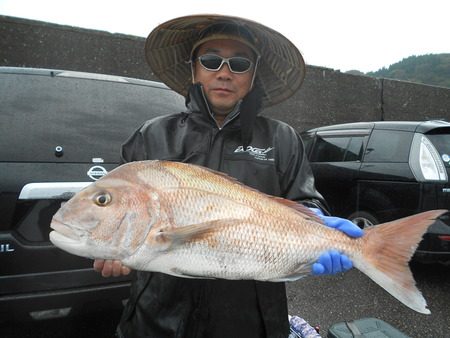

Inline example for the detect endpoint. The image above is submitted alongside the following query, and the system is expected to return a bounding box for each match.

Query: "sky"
[1,0,449,73]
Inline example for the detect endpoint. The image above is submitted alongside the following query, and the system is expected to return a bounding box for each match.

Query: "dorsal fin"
[200,165,325,224]
[164,161,325,225]
[201,164,325,225]
[268,196,325,225]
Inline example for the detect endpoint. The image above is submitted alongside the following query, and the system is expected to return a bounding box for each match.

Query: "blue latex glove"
[309,208,364,237]
[309,207,364,275]
[312,250,353,275]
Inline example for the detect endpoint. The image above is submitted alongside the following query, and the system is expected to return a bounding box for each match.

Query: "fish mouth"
[49,219,90,258]
[49,229,95,260]
[49,220,114,261]
[49,230,80,246]
[50,219,82,241]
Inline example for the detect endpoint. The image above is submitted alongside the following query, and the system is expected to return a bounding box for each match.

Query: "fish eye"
[94,192,112,206]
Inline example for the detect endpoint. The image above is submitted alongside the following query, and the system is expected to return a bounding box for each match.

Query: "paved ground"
[287,261,450,337]
[1,262,448,337]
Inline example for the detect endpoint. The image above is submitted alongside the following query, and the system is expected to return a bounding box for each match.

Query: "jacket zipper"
[198,87,242,164]
[199,87,241,130]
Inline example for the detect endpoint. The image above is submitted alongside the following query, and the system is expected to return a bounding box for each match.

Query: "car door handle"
[18,182,92,200]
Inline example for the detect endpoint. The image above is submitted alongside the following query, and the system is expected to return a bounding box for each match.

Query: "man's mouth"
[213,86,233,93]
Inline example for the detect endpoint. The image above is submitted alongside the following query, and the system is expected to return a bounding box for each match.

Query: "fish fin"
[164,161,325,224]
[266,262,312,282]
[356,209,448,314]
[270,200,324,224]
[155,219,238,247]
[169,268,216,279]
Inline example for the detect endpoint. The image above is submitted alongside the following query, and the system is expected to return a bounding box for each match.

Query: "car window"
[0,72,184,163]
[345,137,365,161]
[427,132,450,168]
[364,130,412,163]
[310,135,365,162]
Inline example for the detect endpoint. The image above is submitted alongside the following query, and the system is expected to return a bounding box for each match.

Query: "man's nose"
[216,62,233,77]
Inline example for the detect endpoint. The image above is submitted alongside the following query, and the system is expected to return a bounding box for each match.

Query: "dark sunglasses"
[197,54,254,74]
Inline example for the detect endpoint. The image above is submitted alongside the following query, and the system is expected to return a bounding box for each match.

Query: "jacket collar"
[185,83,262,147]
[185,83,242,129]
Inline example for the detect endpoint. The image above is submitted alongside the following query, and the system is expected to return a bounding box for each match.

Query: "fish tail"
[354,209,447,314]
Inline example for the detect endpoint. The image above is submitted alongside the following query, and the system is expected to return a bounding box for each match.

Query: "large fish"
[50,160,446,314]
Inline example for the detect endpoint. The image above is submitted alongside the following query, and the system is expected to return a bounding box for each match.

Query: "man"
[95,14,363,338]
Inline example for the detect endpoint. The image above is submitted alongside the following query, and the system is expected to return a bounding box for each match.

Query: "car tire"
[348,211,379,229]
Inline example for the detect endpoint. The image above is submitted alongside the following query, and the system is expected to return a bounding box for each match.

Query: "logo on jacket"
[234,146,274,161]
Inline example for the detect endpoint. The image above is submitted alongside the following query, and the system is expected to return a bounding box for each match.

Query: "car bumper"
[0,275,132,323]
[415,217,450,263]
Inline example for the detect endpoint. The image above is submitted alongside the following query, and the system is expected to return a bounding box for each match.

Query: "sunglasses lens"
[229,58,252,73]
[198,54,252,73]
[199,55,223,71]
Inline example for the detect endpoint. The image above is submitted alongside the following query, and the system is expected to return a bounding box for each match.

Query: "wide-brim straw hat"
[145,14,305,108]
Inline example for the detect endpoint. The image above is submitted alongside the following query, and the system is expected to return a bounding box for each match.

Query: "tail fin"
[355,209,447,314]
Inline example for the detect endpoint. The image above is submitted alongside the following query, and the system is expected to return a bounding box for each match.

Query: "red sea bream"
[50,160,447,314]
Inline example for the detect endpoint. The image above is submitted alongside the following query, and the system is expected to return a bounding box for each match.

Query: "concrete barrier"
[1,15,449,132]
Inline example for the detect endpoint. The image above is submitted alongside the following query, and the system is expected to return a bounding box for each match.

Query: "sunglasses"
[197,54,254,74]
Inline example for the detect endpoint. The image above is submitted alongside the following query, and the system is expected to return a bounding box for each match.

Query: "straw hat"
[145,14,305,108]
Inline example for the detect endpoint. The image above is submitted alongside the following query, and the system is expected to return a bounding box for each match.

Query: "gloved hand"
[309,208,364,237]
[309,207,364,275]
[312,250,353,275]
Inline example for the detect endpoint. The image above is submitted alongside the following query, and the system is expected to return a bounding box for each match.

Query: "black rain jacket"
[116,85,327,338]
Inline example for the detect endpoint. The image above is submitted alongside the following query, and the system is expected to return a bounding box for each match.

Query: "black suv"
[301,121,450,263]
[0,67,185,322]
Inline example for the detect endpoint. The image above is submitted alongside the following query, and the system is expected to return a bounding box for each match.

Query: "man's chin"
[209,101,237,116]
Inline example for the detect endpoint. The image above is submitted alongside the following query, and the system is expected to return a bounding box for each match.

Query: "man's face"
[193,39,256,117]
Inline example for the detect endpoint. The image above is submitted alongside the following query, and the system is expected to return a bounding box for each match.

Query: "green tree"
[366,54,450,88]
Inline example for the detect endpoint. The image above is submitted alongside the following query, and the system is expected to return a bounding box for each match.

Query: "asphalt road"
[1,262,449,337]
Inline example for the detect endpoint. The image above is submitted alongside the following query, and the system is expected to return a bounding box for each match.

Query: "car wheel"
[348,211,379,229]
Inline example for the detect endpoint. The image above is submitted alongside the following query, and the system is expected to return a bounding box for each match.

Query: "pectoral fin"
[155,219,239,248]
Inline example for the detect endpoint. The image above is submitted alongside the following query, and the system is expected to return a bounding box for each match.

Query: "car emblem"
[87,166,108,181]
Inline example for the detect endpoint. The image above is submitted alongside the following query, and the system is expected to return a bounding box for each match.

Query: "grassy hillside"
[364,53,450,88]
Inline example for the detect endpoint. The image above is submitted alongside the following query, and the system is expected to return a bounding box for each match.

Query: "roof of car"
[305,120,450,134]
[0,66,169,89]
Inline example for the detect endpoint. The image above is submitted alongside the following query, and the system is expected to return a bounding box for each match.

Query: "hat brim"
[145,14,305,108]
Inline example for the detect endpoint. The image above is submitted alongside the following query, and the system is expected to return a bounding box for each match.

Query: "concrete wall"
[0,15,151,80]
[1,15,449,132]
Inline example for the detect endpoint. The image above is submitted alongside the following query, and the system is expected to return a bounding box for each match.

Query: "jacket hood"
[185,83,263,148]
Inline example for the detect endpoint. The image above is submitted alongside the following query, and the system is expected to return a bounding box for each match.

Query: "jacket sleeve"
[120,122,151,164]
[276,123,330,214]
